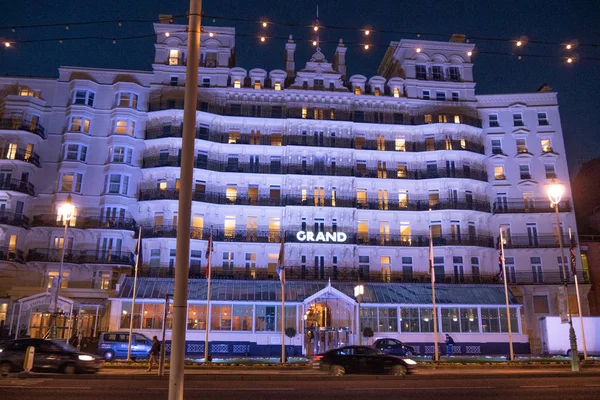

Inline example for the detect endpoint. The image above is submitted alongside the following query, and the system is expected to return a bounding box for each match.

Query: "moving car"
[373,338,416,356]
[0,338,101,375]
[312,345,417,376]
[97,332,152,361]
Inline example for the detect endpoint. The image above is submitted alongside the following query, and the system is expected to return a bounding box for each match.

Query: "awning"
[116,278,519,305]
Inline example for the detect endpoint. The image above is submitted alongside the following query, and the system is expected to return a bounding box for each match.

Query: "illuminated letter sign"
[295,231,347,243]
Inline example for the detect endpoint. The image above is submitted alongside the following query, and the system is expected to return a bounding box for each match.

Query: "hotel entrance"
[8,293,74,340]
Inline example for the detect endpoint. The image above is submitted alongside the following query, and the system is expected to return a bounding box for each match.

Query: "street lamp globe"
[547,180,565,206]
[58,195,75,222]
[354,284,364,297]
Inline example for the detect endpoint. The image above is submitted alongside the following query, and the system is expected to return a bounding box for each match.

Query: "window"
[452,91,459,101]
[211,305,232,331]
[400,308,419,332]
[149,249,160,268]
[274,81,281,90]
[519,164,531,179]
[471,257,480,282]
[271,133,282,146]
[489,114,499,127]
[104,174,129,195]
[432,66,444,80]
[533,295,549,314]
[378,308,398,332]
[424,114,432,123]
[531,256,543,283]
[170,76,178,86]
[401,256,413,279]
[255,305,276,331]
[116,92,138,108]
[224,217,236,239]
[516,139,528,153]
[513,113,524,126]
[64,144,87,162]
[109,146,133,164]
[93,271,112,290]
[359,255,369,278]
[73,90,95,107]
[222,252,234,271]
[354,86,362,95]
[436,91,446,101]
[60,172,83,193]
[47,271,69,289]
[491,139,503,155]
[422,90,430,100]
[232,305,253,331]
[393,87,400,98]
[505,257,516,283]
[380,255,391,281]
[448,66,460,81]
[169,49,180,65]
[113,119,135,136]
[68,117,90,133]
[441,308,460,332]
[541,139,553,153]
[254,80,261,89]
[537,112,549,126]
[544,164,556,179]
[202,78,211,88]
[187,304,207,330]
[234,78,241,89]
[494,166,505,180]
[395,137,406,151]
[396,164,407,178]
[356,189,367,207]
[416,64,427,80]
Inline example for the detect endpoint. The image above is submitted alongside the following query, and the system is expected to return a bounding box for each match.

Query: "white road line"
[520,385,559,388]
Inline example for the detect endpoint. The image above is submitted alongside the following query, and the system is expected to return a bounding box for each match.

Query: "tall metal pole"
[569,227,588,360]
[159,294,171,376]
[128,226,142,361]
[357,295,361,345]
[430,225,439,362]
[51,220,68,340]
[169,2,201,398]
[555,205,579,371]
[499,228,514,361]
[204,232,212,363]
[281,282,285,363]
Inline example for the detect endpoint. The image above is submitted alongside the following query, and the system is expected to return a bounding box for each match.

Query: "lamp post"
[50,194,75,340]
[354,284,364,345]
[547,180,579,372]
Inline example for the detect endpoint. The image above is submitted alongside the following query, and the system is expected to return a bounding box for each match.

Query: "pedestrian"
[147,336,160,372]
[445,334,455,357]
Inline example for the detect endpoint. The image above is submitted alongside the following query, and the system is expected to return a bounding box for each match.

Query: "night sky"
[2,0,599,177]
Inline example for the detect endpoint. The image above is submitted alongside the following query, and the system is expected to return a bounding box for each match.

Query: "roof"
[116,278,519,306]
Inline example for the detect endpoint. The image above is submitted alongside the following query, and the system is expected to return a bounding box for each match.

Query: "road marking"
[520,385,559,389]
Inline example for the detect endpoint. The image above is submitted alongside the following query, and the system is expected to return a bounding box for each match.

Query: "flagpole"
[127,225,142,361]
[569,227,588,360]
[429,224,439,362]
[278,235,286,364]
[499,228,514,361]
[204,228,212,363]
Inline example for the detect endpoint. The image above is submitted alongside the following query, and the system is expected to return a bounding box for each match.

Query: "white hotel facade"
[0,17,589,357]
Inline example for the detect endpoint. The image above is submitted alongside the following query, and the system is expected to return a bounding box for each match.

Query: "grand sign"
[296,231,347,243]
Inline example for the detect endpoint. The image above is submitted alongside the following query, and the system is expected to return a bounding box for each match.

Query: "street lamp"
[547,180,579,372]
[50,194,75,340]
[354,284,364,345]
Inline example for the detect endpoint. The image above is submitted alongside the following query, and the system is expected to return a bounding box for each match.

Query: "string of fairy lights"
[2,12,600,64]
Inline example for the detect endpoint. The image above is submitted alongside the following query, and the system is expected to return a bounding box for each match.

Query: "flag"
[569,234,577,276]
[428,226,434,275]
[276,238,285,285]
[496,236,504,280]
[134,226,142,267]
[205,228,213,279]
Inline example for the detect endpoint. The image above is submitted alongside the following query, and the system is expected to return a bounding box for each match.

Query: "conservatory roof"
[115,278,519,306]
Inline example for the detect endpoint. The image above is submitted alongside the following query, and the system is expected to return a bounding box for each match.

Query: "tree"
[285,327,297,357]
[362,327,374,345]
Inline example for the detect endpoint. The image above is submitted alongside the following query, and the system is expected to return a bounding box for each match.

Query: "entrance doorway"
[304,298,354,356]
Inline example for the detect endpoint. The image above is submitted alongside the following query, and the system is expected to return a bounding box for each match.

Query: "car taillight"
[313,355,323,361]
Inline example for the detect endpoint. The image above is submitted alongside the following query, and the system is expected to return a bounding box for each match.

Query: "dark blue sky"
[3,0,599,176]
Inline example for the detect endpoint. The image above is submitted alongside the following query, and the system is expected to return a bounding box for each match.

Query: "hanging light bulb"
[312,40,317,46]
[4,42,11,48]
[364,30,370,36]
[260,36,266,42]
[364,44,369,50]
[313,26,319,32]
[516,40,522,47]
[567,57,573,63]
[566,44,572,50]
[262,21,267,28]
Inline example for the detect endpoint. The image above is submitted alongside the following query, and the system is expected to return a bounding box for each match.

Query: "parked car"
[0,338,101,375]
[312,345,417,376]
[97,332,152,361]
[373,338,416,356]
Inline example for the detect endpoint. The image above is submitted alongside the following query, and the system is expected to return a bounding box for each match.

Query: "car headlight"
[78,355,95,361]
[402,358,417,365]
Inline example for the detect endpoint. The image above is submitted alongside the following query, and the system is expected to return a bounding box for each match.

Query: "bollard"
[23,346,35,373]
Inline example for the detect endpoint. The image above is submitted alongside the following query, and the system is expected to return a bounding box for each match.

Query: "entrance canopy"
[15,292,73,313]
[116,278,519,305]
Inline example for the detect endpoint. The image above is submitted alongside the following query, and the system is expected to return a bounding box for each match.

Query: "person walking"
[147,336,160,372]
[445,334,455,357]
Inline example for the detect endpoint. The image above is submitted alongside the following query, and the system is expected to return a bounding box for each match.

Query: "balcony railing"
[0,247,25,263]
[356,167,488,182]
[0,212,30,228]
[0,118,46,139]
[137,225,281,243]
[503,235,572,249]
[492,199,571,214]
[0,148,41,167]
[353,234,495,248]
[27,248,134,265]
[359,198,490,212]
[131,268,589,285]
[31,215,136,230]
[0,178,35,196]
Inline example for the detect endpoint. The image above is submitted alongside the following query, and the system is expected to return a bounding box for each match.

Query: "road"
[1,374,600,399]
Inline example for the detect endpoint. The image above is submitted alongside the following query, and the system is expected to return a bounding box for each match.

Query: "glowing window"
[393,88,400,98]
[234,79,241,89]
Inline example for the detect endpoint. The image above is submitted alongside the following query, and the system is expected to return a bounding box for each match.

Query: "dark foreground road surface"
[1,374,600,400]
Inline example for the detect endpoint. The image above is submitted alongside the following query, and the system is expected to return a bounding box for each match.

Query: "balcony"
[0,178,35,196]
[31,215,136,231]
[356,167,488,182]
[284,195,356,208]
[137,225,281,243]
[0,212,30,228]
[27,248,134,265]
[0,247,25,263]
[492,199,571,214]
[355,234,494,248]
[502,235,572,249]
[0,118,46,139]
[0,147,41,167]
[358,138,484,155]
[359,198,490,212]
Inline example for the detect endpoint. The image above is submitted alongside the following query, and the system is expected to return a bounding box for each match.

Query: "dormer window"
[274,82,281,90]
[393,88,400,98]
[302,107,307,119]
[234,79,241,89]
[19,88,34,97]
[416,65,427,80]
[116,92,138,109]
[169,49,180,66]
[448,67,461,81]
[374,87,381,96]
[432,66,444,81]
[354,86,362,95]
[254,81,261,89]
[314,79,324,89]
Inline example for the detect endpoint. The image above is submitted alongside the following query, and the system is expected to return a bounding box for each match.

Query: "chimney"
[159,14,174,24]
[333,39,347,80]
[449,34,466,43]
[284,35,296,78]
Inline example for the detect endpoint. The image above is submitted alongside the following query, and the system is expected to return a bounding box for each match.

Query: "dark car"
[312,345,417,376]
[373,338,416,356]
[0,338,102,375]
